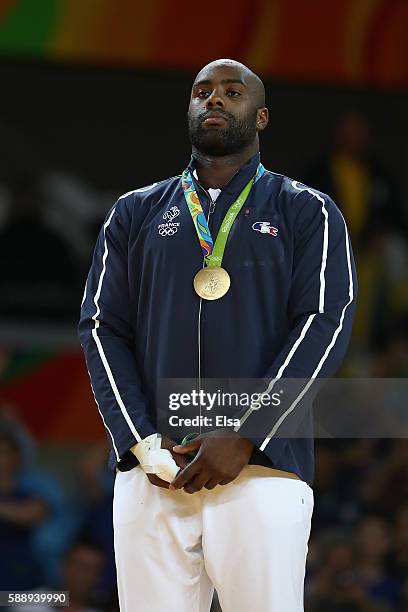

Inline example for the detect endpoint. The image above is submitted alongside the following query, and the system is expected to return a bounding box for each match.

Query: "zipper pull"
[209,200,216,214]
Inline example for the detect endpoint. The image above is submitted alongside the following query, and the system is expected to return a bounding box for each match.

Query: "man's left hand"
[169,430,254,494]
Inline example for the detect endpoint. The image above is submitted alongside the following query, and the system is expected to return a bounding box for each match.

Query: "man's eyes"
[196,89,242,98]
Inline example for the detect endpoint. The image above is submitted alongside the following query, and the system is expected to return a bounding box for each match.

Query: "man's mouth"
[201,112,229,126]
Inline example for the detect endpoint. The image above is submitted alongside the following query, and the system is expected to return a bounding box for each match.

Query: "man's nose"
[206,90,224,109]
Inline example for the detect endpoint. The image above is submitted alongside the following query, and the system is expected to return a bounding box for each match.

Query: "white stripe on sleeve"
[260,216,354,450]
[91,207,142,445]
[234,182,329,433]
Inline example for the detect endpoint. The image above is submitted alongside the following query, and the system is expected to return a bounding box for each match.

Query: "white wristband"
[131,434,180,483]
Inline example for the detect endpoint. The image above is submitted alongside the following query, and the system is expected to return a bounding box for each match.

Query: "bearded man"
[79,59,356,612]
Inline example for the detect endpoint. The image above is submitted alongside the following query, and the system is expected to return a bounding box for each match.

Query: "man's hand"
[169,430,254,494]
[145,436,190,489]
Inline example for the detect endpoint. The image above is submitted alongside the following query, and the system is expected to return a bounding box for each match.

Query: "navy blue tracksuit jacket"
[78,153,357,485]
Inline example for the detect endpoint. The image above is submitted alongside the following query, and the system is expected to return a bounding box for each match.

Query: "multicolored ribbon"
[181,163,264,266]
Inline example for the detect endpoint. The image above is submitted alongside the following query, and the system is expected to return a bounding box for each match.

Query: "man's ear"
[256,107,269,132]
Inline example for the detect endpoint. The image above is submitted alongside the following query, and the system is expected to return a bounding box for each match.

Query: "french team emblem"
[252,221,278,236]
[162,206,180,222]
[158,206,181,236]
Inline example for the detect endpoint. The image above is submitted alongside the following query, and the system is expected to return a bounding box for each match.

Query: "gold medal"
[193,267,231,300]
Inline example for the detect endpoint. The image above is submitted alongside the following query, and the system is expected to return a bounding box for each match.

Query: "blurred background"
[0,0,407,610]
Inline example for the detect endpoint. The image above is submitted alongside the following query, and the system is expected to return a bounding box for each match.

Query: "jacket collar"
[187,152,261,204]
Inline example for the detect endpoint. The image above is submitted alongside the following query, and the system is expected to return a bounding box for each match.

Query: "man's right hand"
[146,436,189,489]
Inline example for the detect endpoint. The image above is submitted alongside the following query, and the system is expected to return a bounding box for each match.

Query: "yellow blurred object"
[331,153,370,241]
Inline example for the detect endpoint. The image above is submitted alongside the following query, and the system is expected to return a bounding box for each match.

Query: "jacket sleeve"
[236,183,357,458]
[78,197,156,464]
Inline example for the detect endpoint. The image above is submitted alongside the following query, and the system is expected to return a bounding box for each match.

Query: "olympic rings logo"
[158,226,178,236]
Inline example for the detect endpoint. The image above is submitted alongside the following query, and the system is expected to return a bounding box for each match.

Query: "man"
[12,540,106,612]
[79,59,357,612]
[0,430,47,590]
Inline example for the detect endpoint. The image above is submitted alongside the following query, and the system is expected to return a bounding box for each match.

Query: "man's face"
[188,65,260,157]
[63,546,103,597]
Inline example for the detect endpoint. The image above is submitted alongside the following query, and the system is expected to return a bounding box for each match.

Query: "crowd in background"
[0,110,407,611]
[0,408,116,611]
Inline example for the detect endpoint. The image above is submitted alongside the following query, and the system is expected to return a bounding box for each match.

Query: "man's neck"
[192,142,259,189]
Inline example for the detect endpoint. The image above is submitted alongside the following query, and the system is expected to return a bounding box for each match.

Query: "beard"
[188,108,258,157]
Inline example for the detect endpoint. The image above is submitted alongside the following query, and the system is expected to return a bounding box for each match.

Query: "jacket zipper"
[197,192,216,433]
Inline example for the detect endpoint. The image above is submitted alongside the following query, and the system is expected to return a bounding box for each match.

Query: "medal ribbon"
[181,163,264,268]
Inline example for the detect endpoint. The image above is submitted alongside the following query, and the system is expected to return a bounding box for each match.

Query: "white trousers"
[113,464,313,612]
